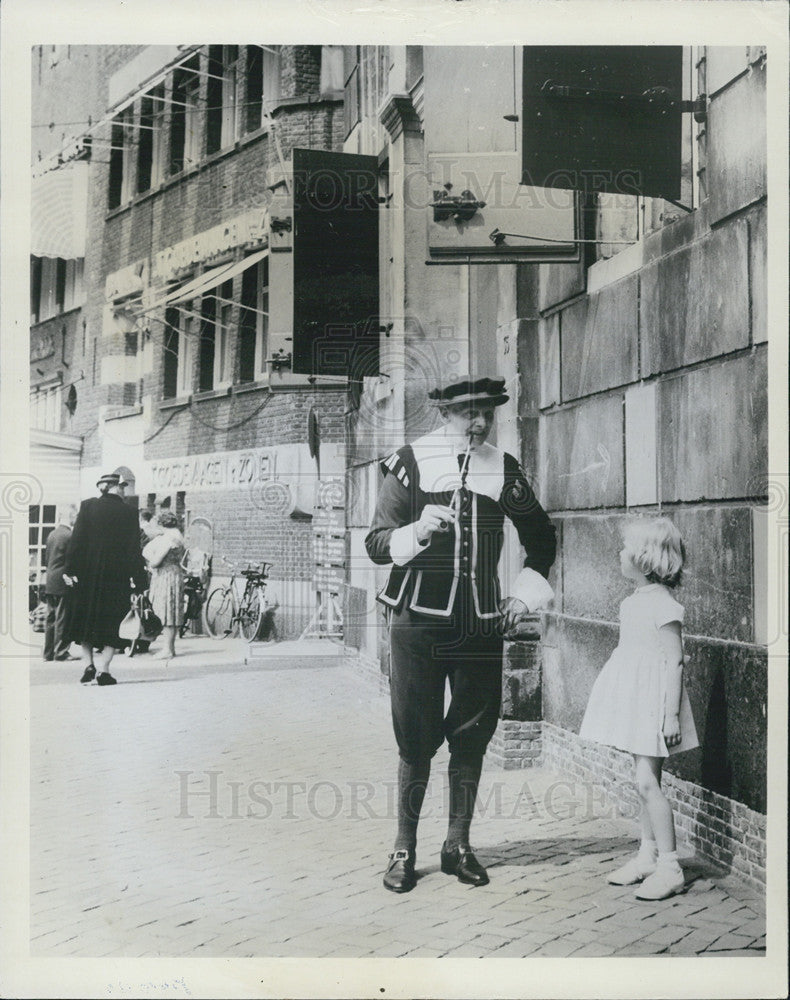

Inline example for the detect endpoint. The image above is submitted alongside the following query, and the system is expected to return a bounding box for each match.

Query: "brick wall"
[540,722,766,890]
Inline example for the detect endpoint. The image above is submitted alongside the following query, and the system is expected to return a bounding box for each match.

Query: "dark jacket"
[44,524,71,597]
[366,430,556,619]
[65,493,147,648]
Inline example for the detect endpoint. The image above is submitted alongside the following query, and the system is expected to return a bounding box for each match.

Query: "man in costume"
[64,473,147,686]
[366,376,556,892]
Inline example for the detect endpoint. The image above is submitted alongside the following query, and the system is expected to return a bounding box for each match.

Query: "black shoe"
[383,849,416,893]
[96,672,117,686]
[79,664,96,684]
[440,844,489,886]
[55,653,77,661]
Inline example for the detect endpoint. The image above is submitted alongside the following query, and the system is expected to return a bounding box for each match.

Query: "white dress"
[579,584,699,758]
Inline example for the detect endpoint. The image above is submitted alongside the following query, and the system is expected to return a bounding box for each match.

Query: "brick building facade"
[30,44,350,636]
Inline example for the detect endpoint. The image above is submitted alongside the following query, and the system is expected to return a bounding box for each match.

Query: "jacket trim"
[408,510,461,616]
[470,492,501,620]
[377,567,411,608]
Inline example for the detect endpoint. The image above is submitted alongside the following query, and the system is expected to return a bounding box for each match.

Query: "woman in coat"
[64,473,147,686]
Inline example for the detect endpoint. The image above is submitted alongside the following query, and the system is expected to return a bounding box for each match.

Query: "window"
[244,45,281,133]
[239,255,268,381]
[30,381,63,432]
[137,86,165,193]
[197,279,233,391]
[163,305,195,398]
[207,45,239,154]
[170,59,201,174]
[108,110,133,208]
[29,504,57,594]
[30,257,84,323]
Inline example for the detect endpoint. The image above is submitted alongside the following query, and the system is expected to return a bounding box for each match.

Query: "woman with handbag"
[143,511,186,660]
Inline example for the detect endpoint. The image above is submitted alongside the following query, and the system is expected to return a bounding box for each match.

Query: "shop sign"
[105,259,148,300]
[314,536,345,564]
[313,566,346,592]
[153,208,270,282]
[30,330,55,362]
[312,508,345,535]
[150,447,275,492]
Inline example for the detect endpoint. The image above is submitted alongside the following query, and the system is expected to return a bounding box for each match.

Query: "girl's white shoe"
[607,854,657,885]
[634,863,685,900]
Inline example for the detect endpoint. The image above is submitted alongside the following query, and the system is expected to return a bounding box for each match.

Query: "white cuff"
[389,523,429,566]
[509,568,554,611]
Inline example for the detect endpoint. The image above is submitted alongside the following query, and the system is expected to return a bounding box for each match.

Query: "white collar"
[410,428,503,498]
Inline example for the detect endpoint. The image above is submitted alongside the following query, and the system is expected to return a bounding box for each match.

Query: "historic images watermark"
[174,770,639,823]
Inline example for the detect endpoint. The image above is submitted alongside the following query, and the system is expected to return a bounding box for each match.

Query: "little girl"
[580,517,698,901]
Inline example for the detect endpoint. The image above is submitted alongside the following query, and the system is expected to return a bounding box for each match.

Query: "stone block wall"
[520,47,769,884]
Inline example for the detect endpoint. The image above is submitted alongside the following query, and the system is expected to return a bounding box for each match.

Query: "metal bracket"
[541,80,708,123]
[270,215,292,234]
[266,349,292,372]
[430,183,486,223]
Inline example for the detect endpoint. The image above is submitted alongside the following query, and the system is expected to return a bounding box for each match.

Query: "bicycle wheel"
[238,587,265,641]
[203,587,237,639]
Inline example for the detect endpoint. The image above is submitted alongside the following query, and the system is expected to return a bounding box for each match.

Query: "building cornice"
[380,92,422,141]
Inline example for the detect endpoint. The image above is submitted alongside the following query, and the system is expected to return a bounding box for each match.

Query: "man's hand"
[663,713,681,748]
[415,504,456,544]
[62,574,77,587]
[499,596,529,636]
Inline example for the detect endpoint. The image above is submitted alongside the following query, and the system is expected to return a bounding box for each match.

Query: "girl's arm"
[658,620,684,748]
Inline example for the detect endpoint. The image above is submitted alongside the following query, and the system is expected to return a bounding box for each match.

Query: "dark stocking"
[393,757,431,852]
[445,752,483,849]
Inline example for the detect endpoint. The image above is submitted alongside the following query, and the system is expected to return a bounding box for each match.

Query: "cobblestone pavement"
[29,649,765,959]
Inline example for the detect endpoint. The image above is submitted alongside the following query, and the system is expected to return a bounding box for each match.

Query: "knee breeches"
[388,607,503,763]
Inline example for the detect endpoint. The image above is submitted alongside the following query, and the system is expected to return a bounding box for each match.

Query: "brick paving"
[29,643,765,959]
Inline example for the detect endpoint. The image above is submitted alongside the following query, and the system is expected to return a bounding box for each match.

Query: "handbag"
[136,591,163,640]
[119,607,139,642]
[142,533,174,568]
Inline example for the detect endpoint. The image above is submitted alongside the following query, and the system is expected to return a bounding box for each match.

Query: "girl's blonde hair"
[623,517,685,588]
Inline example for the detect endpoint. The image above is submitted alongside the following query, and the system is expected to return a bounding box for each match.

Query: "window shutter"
[163,308,179,398]
[291,148,379,378]
[423,47,578,262]
[521,46,683,200]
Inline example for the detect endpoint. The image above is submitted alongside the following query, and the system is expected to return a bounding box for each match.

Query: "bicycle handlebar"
[216,555,272,576]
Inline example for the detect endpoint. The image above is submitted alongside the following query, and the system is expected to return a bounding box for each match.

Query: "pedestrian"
[366,375,556,893]
[145,510,185,660]
[63,473,147,686]
[43,504,77,661]
[579,517,699,900]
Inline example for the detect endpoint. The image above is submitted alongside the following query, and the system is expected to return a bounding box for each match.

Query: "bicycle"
[202,557,275,641]
[179,547,211,638]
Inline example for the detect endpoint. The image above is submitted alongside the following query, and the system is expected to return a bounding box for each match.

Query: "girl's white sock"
[638,838,658,861]
[657,850,682,870]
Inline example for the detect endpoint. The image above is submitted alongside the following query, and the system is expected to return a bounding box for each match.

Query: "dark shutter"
[245,45,263,133]
[238,262,258,382]
[206,46,223,155]
[137,96,153,193]
[198,295,216,392]
[522,46,683,200]
[163,308,179,399]
[108,120,124,208]
[291,148,379,378]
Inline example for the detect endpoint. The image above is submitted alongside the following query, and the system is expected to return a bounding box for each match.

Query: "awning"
[147,247,269,311]
[31,162,89,259]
